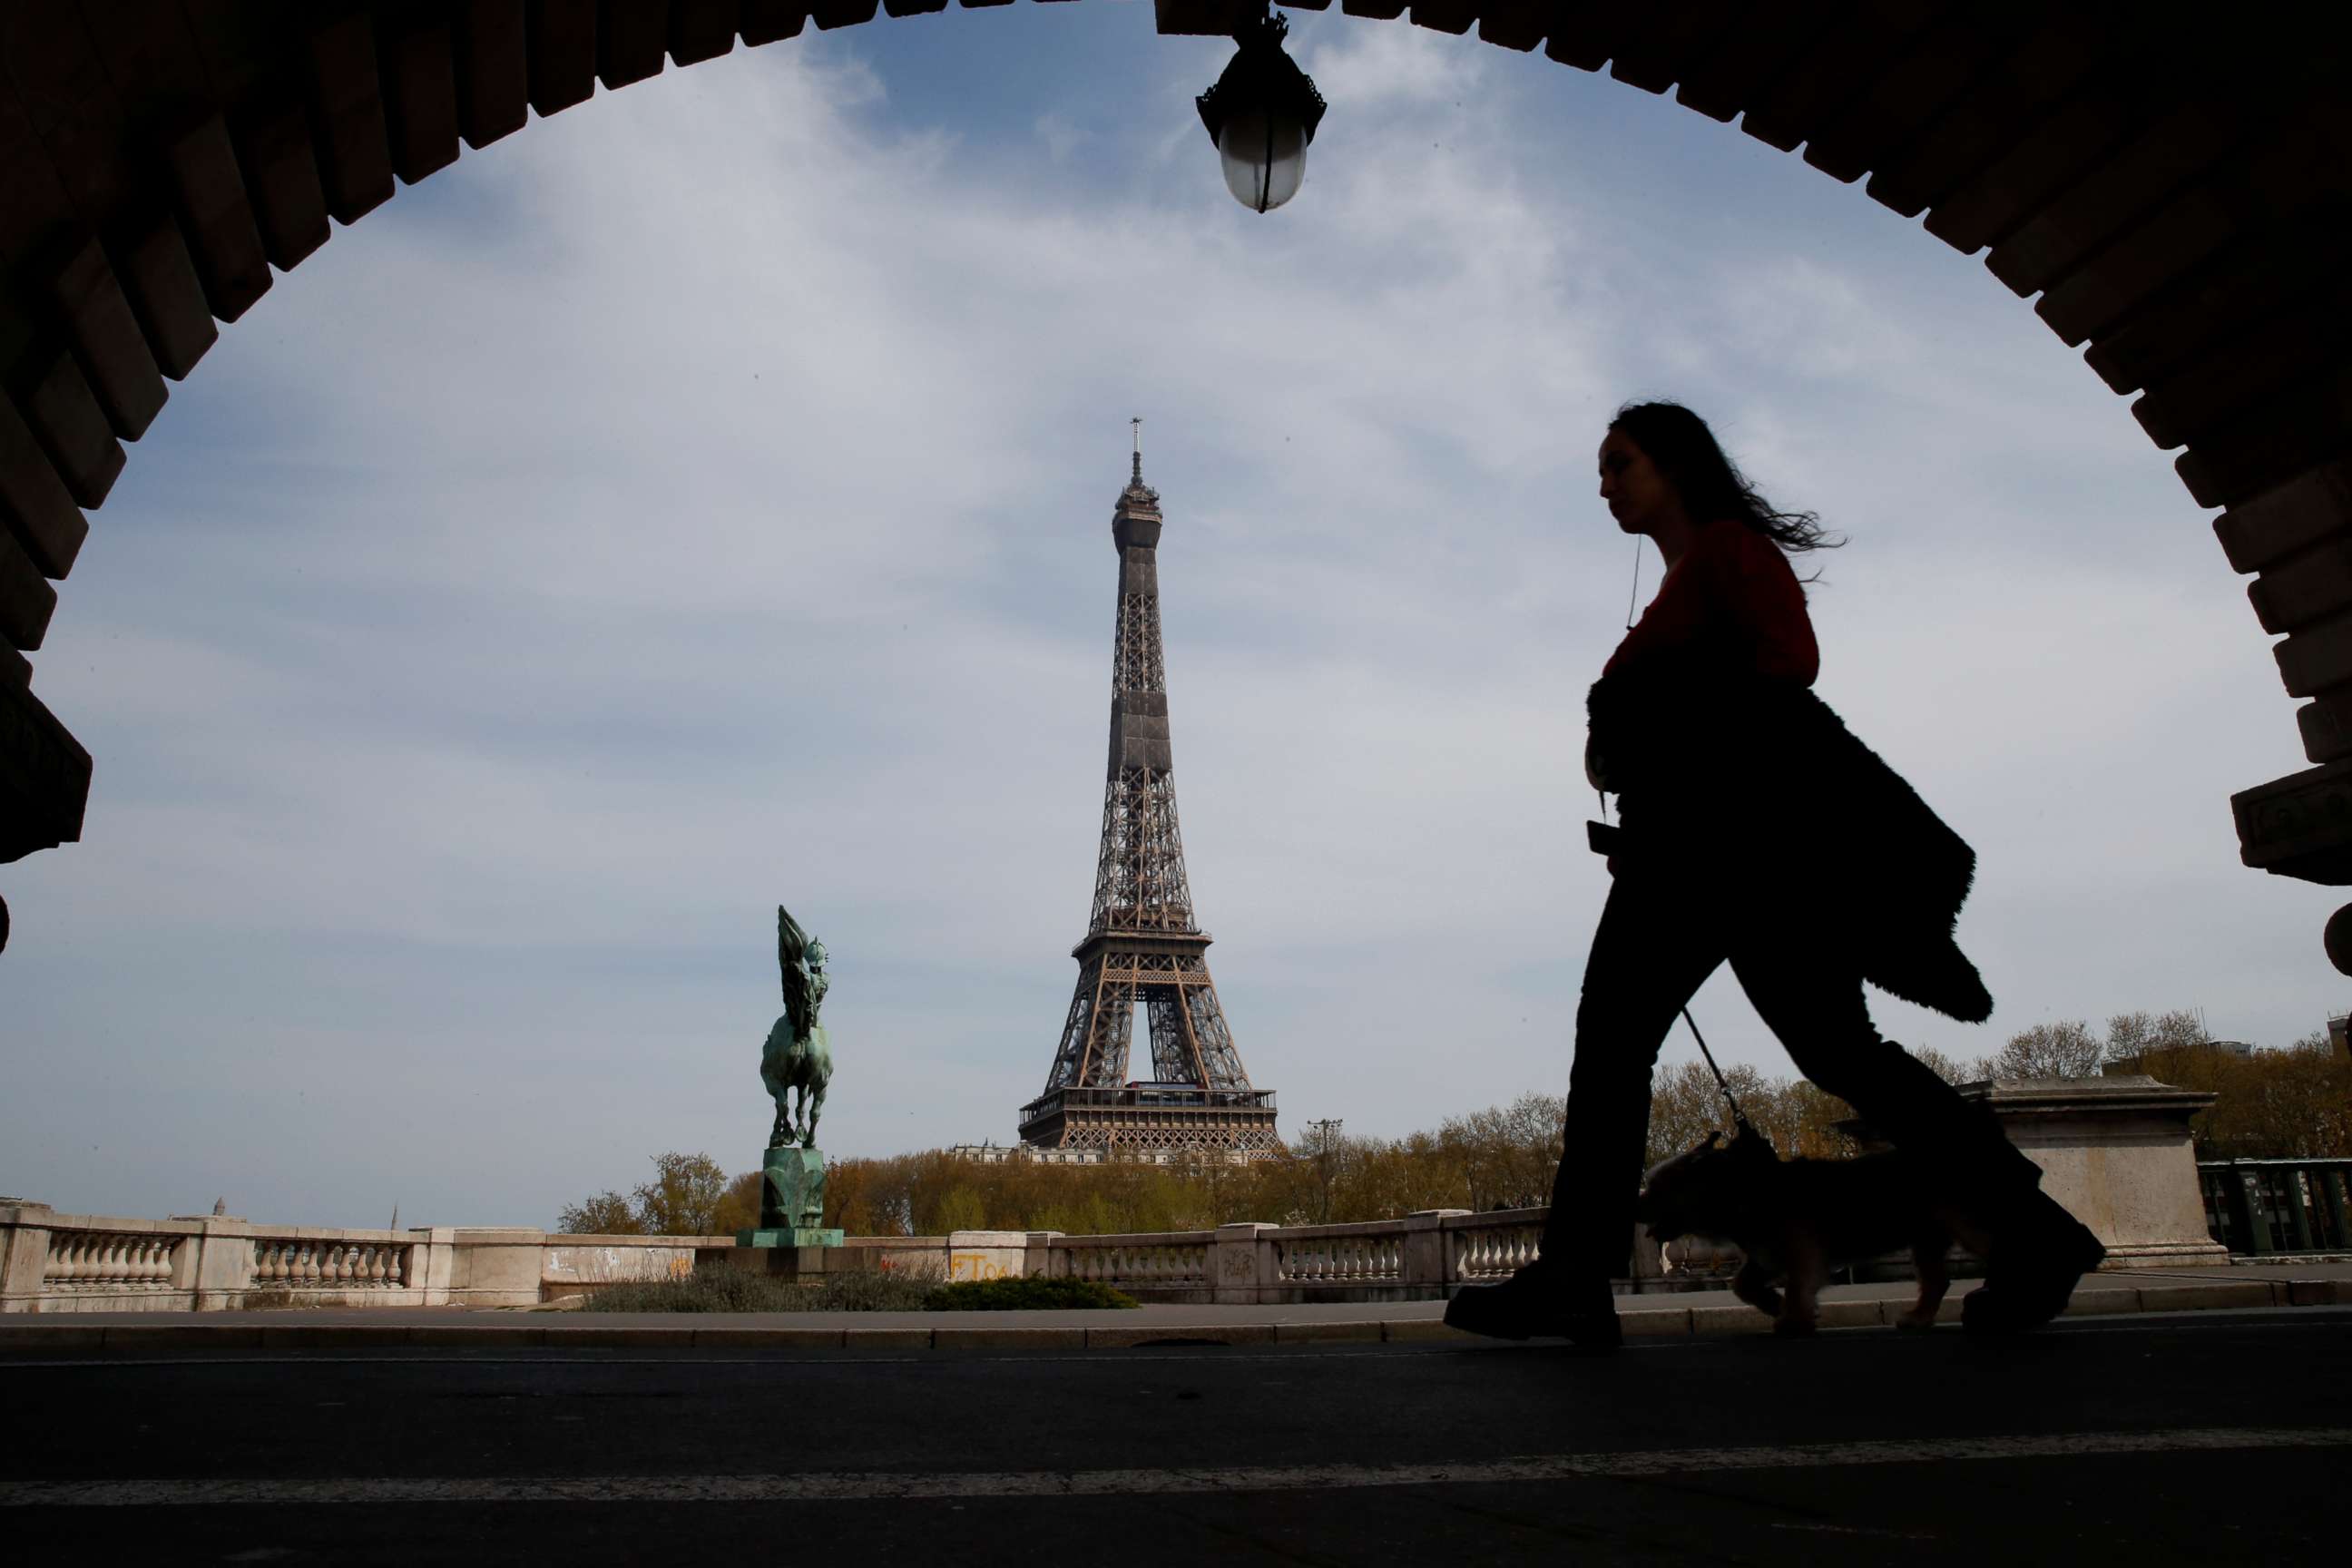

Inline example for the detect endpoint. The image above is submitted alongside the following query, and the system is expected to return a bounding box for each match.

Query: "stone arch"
[0,2,2347,955]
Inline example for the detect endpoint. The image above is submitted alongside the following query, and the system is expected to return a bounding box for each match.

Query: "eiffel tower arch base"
[1018,1085,1283,1161]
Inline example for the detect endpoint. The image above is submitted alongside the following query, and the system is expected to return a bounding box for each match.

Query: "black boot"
[1443,1263,1622,1350]
[1961,1188,2105,1336]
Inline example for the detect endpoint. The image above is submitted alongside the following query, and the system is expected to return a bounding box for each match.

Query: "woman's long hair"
[1609,400,1841,557]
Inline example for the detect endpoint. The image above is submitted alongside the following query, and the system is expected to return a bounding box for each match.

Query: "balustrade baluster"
[387,1246,406,1287]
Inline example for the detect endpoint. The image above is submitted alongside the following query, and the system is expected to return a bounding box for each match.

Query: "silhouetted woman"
[1445,401,2103,1348]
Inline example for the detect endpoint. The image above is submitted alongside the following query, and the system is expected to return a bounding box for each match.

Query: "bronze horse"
[760,905,834,1149]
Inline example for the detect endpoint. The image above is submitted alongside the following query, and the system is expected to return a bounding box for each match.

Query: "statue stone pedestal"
[736,1144,843,1251]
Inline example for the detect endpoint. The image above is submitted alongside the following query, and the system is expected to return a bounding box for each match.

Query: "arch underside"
[0,1,2347,951]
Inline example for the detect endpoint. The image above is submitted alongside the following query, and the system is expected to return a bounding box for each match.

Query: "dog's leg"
[1776,1235,1823,1338]
[1898,1236,1951,1331]
[1731,1257,1784,1320]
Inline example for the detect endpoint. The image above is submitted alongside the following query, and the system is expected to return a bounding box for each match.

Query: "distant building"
[2330,1015,2350,1061]
[946,1142,1250,1168]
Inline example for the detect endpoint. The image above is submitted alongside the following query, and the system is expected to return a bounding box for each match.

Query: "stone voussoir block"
[2250,535,2352,635]
[0,522,59,650]
[47,234,166,438]
[2272,608,2352,699]
[456,0,531,148]
[20,347,123,512]
[109,217,217,380]
[162,115,271,323]
[669,0,742,63]
[2296,693,2352,765]
[2217,459,2352,574]
[309,11,397,224]
[0,392,88,578]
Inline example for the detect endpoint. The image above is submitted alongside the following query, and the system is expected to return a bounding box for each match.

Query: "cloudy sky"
[3,6,2334,1229]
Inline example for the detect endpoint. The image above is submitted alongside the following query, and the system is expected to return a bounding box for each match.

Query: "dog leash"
[1679,1004,1761,1143]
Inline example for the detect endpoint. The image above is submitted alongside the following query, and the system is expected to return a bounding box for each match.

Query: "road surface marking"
[4,1427,2346,1506]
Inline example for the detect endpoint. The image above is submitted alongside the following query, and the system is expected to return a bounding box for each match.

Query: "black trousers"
[1541,859,2041,1279]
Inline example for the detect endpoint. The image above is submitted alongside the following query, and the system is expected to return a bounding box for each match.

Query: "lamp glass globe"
[1215,108,1308,213]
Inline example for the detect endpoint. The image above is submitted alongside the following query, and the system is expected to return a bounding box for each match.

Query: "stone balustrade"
[0,1206,740,1314]
[1447,1209,1549,1283]
[1,1076,2249,1312]
[1056,1232,1211,1290]
[41,1230,181,1294]
[249,1238,414,1291]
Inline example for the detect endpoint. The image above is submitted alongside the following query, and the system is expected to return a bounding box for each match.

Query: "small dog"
[1634,1130,1986,1337]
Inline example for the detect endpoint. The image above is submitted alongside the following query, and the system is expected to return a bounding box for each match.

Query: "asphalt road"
[4,1308,2346,1564]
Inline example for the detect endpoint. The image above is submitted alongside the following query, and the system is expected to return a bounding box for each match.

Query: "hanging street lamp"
[1194,6,1328,214]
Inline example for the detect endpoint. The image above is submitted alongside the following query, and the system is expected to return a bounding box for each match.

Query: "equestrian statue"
[760,904,835,1150]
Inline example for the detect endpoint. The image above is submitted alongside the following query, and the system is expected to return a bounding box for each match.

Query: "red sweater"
[1602,519,1818,685]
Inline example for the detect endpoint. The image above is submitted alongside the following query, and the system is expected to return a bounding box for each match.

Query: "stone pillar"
[447,1227,548,1307]
[188,1218,254,1310]
[1402,1210,1468,1289]
[1627,1220,1670,1289]
[945,1230,1027,1283]
[0,1202,53,1313]
[413,1227,456,1306]
[1024,1230,1066,1279]
[1962,1076,2230,1268]
[1212,1221,1278,1305]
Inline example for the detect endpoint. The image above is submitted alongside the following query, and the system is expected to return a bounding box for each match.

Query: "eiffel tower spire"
[1018,440,1279,1158]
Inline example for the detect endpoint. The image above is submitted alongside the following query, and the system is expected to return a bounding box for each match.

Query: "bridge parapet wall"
[0,1080,2239,1311]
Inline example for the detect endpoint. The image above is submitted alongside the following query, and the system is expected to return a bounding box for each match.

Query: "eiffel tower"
[1017,429,1280,1159]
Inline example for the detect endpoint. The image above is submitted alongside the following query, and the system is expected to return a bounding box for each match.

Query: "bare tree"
[1910,1044,1988,1083]
[632,1152,731,1236]
[556,1191,641,1235]
[1987,1020,2105,1080]
[2104,1008,2206,1063]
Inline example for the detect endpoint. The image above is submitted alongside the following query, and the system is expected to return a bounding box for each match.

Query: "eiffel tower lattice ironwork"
[1018,434,1279,1158]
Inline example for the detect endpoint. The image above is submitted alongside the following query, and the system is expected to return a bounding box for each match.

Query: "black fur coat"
[1587,669,1993,1024]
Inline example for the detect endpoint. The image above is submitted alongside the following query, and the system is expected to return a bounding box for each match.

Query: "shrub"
[583,1269,801,1313]
[816,1267,937,1312]
[582,1262,943,1313]
[921,1277,1138,1311]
